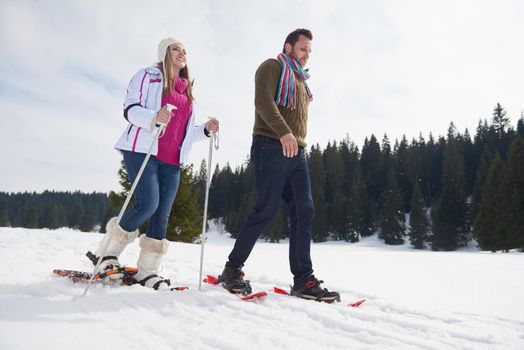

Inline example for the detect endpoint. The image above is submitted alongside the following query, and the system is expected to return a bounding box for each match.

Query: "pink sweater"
[157,77,193,165]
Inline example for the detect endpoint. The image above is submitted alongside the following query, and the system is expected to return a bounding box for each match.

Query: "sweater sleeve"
[254,59,293,138]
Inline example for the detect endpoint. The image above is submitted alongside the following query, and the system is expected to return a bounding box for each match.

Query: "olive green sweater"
[253,58,310,148]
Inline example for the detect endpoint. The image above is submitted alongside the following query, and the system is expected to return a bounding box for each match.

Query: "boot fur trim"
[139,234,169,255]
[106,217,139,244]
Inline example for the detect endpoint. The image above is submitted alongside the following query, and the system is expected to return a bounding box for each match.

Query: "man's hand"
[280,133,298,157]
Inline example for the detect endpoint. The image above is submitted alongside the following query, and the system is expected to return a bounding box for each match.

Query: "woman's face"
[169,43,187,70]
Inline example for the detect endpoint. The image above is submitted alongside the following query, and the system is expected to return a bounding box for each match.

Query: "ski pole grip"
[166,104,177,113]
[156,104,177,128]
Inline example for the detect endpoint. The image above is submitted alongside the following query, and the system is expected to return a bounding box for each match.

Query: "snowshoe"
[217,261,252,295]
[291,275,341,302]
[53,267,138,285]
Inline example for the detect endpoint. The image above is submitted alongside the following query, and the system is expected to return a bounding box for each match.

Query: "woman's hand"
[205,118,219,133]
[155,106,173,126]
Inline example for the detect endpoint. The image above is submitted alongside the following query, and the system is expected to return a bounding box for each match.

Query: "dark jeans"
[119,150,180,240]
[228,135,315,282]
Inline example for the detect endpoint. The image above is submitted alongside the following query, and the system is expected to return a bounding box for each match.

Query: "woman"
[88,38,219,290]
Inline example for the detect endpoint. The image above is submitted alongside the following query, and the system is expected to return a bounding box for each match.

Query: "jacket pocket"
[126,124,133,141]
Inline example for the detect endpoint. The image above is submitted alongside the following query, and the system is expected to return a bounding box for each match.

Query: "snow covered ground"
[1,226,523,350]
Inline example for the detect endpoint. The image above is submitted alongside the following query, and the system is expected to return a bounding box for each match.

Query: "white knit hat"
[157,37,184,63]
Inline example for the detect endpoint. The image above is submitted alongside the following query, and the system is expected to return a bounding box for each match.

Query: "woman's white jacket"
[114,66,208,164]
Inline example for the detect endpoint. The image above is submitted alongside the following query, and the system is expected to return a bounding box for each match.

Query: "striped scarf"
[275,53,313,109]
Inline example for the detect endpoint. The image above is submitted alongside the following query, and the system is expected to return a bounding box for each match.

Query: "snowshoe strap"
[153,279,171,290]
[315,289,330,302]
[96,266,125,279]
[86,251,98,265]
[101,255,118,262]
[139,274,171,290]
[86,251,118,266]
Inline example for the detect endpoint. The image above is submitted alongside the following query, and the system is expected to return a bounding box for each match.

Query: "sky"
[1,0,523,193]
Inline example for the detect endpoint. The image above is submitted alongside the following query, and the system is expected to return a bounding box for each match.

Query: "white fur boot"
[91,217,138,275]
[135,235,171,290]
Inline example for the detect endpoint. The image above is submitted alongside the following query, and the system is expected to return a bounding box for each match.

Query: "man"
[218,28,340,302]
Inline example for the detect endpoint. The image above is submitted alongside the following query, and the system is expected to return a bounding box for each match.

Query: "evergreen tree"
[100,205,116,233]
[431,125,468,250]
[473,153,512,251]
[410,135,431,205]
[408,181,429,249]
[378,163,405,245]
[424,133,444,205]
[338,138,356,195]
[0,209,10,227]
[340,138,371,240]
[167,165,203,243]
[456,129,475,233]
[380,134,392,205]
[0,191,108,230]
[24,207,39,228]
[195,159,208,211]
[308,144,328,242]
[506,138,524,250]
[323,141,345,239]
[263,204,288,243]
[44,204,61,229]
[346,167,371,242]
[57,204,68,228]
[70,203,85,229]
[395,136,412,212]
[471,147,493,218]
[345,179,362,242]
[517,113,524,138]
[486,104,515,159]
[492,103,510,137]
[107,161,132,229]
[474,118,489,147]
[224,189,255,239]
[228,163,257,238]
[361,135,382,208]
[108,161,132,211]
[460,129,476,194]
[79,208,96,232]
[209,163,233,219]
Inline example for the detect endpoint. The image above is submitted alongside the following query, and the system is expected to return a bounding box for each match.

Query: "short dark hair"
[282,28,313,53]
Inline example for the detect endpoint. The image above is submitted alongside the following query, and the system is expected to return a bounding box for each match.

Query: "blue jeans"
[119,150,180,240]
[228,135,315,282]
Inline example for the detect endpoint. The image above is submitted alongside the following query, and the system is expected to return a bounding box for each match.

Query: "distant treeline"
[3,103,523,252]
[0,191,114,232]
[206,103,524,251]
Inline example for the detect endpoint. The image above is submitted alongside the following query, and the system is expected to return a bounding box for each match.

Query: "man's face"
[285,35,312,67]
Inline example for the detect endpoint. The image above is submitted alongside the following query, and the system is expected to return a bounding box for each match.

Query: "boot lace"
[305,276,326,290]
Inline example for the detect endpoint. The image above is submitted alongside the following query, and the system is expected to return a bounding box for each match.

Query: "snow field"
[0,227,523,349]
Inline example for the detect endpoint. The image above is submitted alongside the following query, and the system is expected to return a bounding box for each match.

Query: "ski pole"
[79,104,177,298]
[198,118,218,291]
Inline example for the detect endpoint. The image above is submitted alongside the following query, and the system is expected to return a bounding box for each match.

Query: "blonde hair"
[158,48,194,103]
